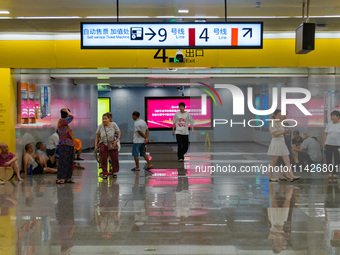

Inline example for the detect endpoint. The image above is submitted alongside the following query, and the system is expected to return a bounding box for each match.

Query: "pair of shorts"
[46,149,55,157]
[132,143,146,157]
[32,165,44,175]
[47,159,56,168]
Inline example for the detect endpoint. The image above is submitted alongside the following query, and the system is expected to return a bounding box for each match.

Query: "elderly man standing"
[0,143,23,181]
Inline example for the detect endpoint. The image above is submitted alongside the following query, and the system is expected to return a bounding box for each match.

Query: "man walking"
[172,102,194,161]
[131,111,152,172]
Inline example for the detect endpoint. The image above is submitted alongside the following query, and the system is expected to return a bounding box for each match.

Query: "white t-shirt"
[301,137,322,162]
[172,111,194,135]
[134,118,148,144]
[325,122,340,146]
[46,133,59,150]
[36,149,49,160]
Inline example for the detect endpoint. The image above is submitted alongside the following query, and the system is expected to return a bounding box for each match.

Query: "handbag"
[104,125,118,151]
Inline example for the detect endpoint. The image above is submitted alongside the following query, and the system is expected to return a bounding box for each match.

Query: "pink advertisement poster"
[146,97,212,129]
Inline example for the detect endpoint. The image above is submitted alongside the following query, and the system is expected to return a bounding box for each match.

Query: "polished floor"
[1,142,339,255]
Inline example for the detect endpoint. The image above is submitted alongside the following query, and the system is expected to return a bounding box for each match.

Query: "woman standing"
[323,110,340,180]
[56,108,75,184]
[267,109,300,182]
[95,113,121,178]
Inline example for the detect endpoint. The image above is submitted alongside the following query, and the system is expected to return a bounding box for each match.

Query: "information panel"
[81,22,263,49]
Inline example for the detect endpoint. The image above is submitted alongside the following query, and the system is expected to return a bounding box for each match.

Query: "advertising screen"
[145,97,213,130]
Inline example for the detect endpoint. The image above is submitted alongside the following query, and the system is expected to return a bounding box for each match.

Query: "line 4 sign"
[81,22,263,49]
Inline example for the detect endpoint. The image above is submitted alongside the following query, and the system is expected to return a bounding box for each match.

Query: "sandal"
[279,177,288,181]
[56,179,64,184]
[113,173,117,178]
[102,175,108,179]
[290,176,301,182]
[269,178,278,182]
[145,166,153,171]
[131,168,140,172]
[65,179,75,183]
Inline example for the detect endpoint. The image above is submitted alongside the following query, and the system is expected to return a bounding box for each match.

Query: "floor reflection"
[56,185,75,254]
[3,143,340,254]
[268,182,300,253]
[95,178,121,240]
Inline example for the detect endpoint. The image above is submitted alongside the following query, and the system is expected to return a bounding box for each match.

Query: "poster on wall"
[40,86,51,119]
[21,90,28,118]
[145,97,213,130]
[17,82,51,127]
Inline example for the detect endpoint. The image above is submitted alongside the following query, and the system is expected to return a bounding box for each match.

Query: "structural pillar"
[0,68,16,152]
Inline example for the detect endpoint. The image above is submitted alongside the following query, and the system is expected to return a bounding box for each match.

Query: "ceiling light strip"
[9,14,340,19]
[50,74,308,78]
[16,16,80,19]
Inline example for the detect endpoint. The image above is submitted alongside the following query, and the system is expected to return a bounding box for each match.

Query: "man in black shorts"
[36,142,57,168]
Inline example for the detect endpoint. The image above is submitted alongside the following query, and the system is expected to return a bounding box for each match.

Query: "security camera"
[176,49,184,62]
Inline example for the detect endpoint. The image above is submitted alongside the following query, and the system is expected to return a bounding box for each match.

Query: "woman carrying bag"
[95,113,121,179]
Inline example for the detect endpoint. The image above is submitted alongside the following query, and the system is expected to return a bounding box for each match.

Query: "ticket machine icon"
[130,27,143,40]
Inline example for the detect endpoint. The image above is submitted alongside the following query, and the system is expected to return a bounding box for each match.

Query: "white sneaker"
[178,159,184,162]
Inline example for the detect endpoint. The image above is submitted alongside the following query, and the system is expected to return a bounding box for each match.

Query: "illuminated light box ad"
[145,97,213,130]
[81,22,263,49]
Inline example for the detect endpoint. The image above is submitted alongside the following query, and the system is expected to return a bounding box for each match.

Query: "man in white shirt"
[172,102,194,162]
[46,129,59,157]
[131,111,152,172]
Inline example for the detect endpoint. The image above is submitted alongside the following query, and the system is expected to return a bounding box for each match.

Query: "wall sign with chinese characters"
[153,49,204,63]
[81,22,263,49]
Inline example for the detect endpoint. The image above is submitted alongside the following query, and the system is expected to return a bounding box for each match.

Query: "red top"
[58,115,75,147]
[0,152,15,167]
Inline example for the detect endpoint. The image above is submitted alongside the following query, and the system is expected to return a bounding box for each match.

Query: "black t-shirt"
[292,137,303,147]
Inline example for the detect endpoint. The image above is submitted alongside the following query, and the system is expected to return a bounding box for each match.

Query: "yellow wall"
[0,69,15,152]
[0,39,340,68]
[0,209,16,255]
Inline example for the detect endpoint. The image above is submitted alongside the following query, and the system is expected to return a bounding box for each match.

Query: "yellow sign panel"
[0,39,340,68]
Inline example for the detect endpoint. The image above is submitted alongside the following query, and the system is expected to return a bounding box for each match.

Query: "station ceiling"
[1,0,340,33]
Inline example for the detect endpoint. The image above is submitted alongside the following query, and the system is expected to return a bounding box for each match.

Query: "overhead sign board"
[81,22,263,49]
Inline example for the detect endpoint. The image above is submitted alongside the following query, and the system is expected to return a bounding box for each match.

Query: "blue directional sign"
[81,22,263,49]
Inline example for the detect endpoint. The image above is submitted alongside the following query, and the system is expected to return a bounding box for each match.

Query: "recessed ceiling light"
[86,16,116,19]
[178,9,189,14]
[16,16,80,19]
[0,11,10,14]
